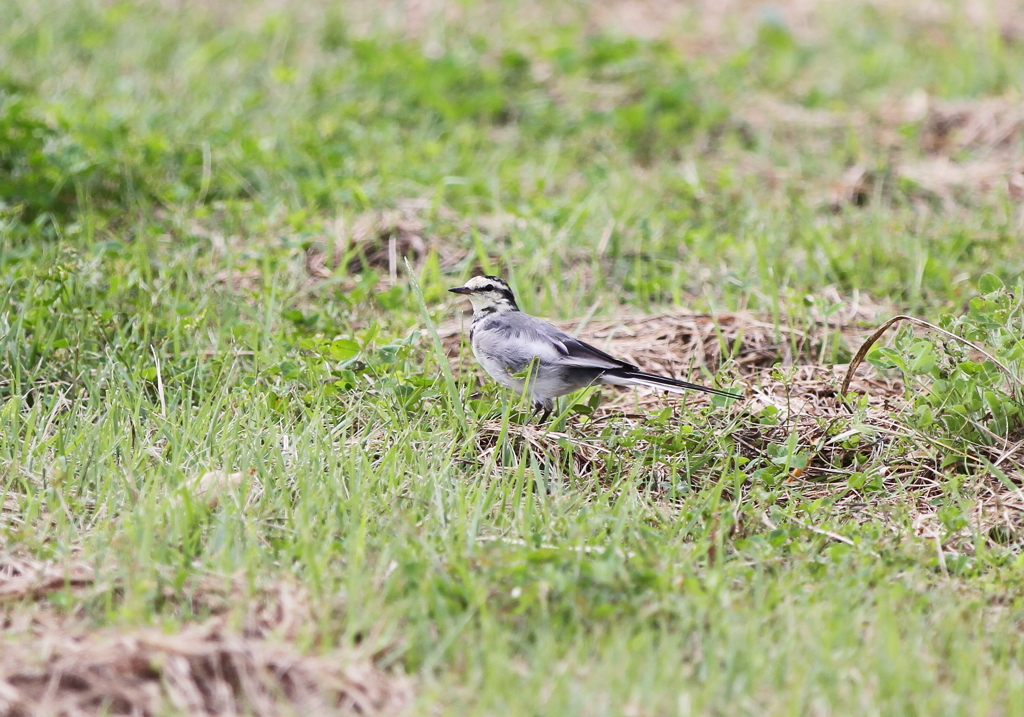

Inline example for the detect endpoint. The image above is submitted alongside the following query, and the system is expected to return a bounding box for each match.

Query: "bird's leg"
[528,403,551,425]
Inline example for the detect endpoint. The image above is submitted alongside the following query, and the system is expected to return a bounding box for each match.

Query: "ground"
[1,0,1024,715]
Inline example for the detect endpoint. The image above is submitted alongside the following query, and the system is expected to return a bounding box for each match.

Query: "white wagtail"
[449,275,742,422]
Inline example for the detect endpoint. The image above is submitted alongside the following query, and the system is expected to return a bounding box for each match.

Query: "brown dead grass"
[305,199,470,286]
[0,557,95,604]
[0,622,409,717]
[897,96,1024,201]
[471,419,614,480]
[0,620,409,717]
[564,290,885,375]
[194,197,476,300]
[0,558,411,717]
[739,92,1024,207]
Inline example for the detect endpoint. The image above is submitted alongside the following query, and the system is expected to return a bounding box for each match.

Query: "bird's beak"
[448,286,472,295]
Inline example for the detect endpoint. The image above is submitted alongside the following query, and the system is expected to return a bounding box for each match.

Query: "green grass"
[2,1,1024,714]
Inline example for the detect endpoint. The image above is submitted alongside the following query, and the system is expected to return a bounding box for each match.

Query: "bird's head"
[448,275,520,314]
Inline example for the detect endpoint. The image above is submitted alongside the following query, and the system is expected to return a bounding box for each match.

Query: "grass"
[1,0,1024,714]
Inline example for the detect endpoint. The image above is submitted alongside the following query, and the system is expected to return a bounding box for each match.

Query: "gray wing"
[484,313,636,371]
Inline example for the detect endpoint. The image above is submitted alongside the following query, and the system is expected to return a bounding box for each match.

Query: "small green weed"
[868,276,1024,449]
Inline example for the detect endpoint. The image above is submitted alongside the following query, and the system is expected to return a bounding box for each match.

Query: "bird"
[449,275,742,422]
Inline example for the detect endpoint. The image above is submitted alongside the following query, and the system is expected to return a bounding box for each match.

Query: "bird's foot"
[527,405,552,425]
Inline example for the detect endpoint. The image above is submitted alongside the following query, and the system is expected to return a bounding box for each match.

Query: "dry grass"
[0,557,411,717]
[325,199,470,282]
[898,94,1024,200]
[0,622,409,717]
[0,557,96,604]
[471,419,615,480]
[738,92,1024,207]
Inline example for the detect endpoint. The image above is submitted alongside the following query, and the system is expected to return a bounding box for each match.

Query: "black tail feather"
[611,370,743,400]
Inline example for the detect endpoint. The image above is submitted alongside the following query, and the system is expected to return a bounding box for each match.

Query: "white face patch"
[458,276,518,314]
[463,276,509,294]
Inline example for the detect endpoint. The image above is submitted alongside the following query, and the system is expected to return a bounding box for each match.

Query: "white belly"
[473,344,526,392]
[471,343,594,407]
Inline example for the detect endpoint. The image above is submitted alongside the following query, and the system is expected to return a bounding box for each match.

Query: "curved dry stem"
[839,314,1019,406]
